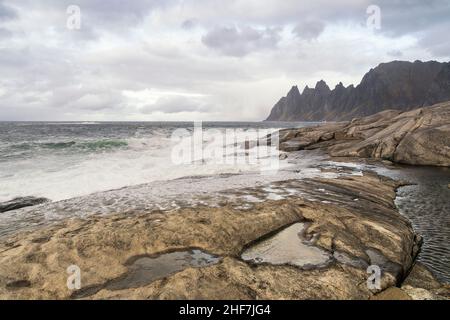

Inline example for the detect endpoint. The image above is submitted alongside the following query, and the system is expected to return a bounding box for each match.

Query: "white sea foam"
[0,127,284,202]
[0,147,370,238]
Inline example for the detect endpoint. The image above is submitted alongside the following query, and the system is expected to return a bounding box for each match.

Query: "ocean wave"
[75,140,128,150]
[9,139,128,151]
[44,122,102,125]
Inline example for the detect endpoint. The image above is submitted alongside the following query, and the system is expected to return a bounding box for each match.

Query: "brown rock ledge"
[1,172,443,300]
[372,262,450,300]
[278,101,450,166]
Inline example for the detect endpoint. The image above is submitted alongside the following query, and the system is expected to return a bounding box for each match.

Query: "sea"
[0,121,307,202]
[0,121,448,283]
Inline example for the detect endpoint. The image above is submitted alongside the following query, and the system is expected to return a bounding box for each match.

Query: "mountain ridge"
[266,60,450,121]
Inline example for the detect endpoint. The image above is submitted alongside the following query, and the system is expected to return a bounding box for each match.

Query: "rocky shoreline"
[0,169,448,299]
[278,101,450,166]
[1,102,449,300]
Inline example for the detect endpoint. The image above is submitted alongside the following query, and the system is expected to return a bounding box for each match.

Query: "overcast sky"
[0,0,449,121]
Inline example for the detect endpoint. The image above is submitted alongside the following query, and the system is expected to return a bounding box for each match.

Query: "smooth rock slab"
[277,101,450,167]
[0,173,425,299]
[280,141,308,152]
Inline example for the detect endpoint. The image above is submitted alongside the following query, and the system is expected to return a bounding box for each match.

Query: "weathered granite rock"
[278,153,288,160]
[371,287,412,300]
[0,172,424,299]
[370,261,450,300]
[279,140,307,152]
[400,262,450,300]
[371,262,450,300]
[0,197,50,213]
[278,101,450,166]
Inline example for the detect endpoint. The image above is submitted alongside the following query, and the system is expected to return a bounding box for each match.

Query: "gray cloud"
[0,0,449,121]
[3,0,172,41]
[181,18,198,30]
[0,1,16,21]
[376,0,450,35]
[141,96,210,114]
[387,50,403,58]
[0,27,11,38]
[202,25,282,57]
[373,0,450,57]
[72,0,167,31]
[292,20,325,40]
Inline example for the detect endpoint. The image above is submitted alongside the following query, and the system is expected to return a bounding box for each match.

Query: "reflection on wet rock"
[241,223,332,269]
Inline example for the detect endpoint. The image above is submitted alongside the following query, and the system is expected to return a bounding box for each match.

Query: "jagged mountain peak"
[302,85,316,96]
[265,60,450,121]
[287,85,300,95]
[315,80,330,91]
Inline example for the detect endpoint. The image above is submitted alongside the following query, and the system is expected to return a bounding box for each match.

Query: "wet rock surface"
[0,197,50,213]
[278,101,450,166]
[1,171,446,299]
[72,249,221,298]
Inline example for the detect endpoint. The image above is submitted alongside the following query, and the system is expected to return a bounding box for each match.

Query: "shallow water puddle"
[241,223,332,269]
[107,249,221,291]
[72,249,221,298]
